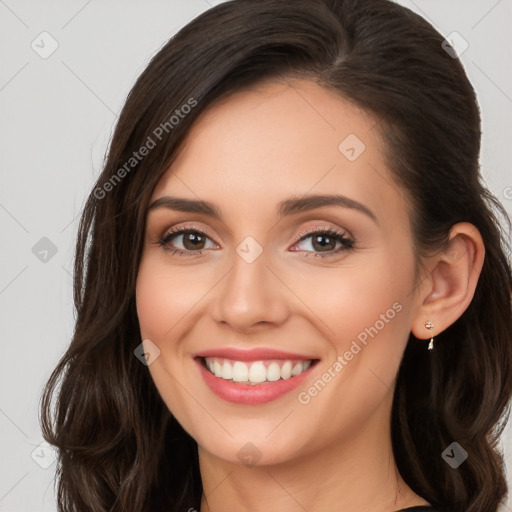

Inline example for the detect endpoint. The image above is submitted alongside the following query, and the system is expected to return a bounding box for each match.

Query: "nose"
[210,248,290,332]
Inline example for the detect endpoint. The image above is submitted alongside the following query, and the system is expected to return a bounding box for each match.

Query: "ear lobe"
[411,222,485,341]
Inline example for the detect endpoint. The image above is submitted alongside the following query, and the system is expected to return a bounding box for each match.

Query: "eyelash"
[156,224,355,259]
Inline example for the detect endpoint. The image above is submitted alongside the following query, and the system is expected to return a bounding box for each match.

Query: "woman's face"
[136,78,424,466]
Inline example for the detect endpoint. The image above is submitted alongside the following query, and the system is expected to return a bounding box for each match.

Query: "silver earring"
[425,320,434,350]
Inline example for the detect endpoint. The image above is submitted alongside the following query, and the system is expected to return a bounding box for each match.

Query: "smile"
[203,357,313,384]
[193,348,320,405]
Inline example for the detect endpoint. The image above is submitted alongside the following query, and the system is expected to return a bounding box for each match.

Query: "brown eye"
[292,228,355,258]
[180,231,207,250]
[158,227,218,255]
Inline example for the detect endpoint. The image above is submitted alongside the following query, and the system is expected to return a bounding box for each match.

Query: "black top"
[397,507,437,511]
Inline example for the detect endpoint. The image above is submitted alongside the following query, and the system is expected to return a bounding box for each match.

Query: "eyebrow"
[147,193,378,224]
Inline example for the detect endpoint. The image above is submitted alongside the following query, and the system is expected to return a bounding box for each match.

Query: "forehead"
[150,78,410,229]
[171,78,380,174]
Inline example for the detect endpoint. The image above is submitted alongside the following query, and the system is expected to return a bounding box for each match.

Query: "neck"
[198,393,430,512]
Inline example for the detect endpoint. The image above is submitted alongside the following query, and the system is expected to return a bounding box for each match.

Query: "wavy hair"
[39,0,512,510]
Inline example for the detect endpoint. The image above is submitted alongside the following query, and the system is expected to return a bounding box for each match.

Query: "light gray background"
[0,1,511,511]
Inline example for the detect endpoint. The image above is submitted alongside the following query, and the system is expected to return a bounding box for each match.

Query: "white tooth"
[248,361,267,383]
[232,361,249,382]
[207,359,214,373]
[281,361,292,380]
[221,361,233,380]
[267,362,281,381]
[291,362,304,376]
[303,360,311,370]
[213,360,222,377]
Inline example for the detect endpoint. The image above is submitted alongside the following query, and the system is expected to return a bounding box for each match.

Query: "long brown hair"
[39,1,512,510]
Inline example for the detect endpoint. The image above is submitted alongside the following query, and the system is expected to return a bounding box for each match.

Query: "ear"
[410,222,485,342]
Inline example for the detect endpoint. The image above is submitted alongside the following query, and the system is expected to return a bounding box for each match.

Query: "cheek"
[135,265,171,339]
[307,259,411,332]
[297,249,415,374]
[135,259,206,340]
[135,259,201,431]
[291,259,414,436]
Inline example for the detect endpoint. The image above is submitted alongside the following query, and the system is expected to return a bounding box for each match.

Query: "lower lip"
[195,358,316,405]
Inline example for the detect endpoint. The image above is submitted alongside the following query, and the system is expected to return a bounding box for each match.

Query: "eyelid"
[292,224,352,243]
[160,222,216,242]
[159,222,351,245]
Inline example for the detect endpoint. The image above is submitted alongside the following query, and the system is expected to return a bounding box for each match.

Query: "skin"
[135,78,485,512]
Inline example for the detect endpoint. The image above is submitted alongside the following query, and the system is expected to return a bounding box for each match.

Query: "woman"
[40,0,512,511]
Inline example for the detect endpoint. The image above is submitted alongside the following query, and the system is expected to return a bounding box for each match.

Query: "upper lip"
[193,347,318,362]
